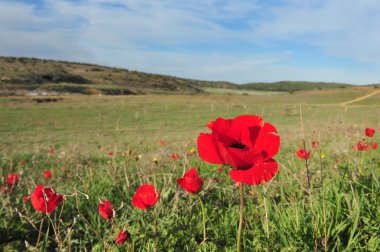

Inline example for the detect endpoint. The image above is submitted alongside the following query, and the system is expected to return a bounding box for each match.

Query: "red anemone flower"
[132,184,160,210]
[365,128,375,137]
[107,151,114,157]
[23,195,29,202]
[31,185,63,213]
[177,168,204,194]
[372,142,378,150]
[296,149,311,159]
[116,229,129,245]
[44,170,52,179]
[98,201,114,220]
[197,115,280,185]
[172,153,180,161]
[312,141,320,149]
[7,173,20,186]
[355,141,371,151]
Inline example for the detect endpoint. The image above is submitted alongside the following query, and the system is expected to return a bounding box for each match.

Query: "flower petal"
[197,133,225,165]
[229,159,279,185]
[254,123,280,160]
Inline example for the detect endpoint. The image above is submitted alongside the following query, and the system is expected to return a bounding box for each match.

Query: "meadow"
[0,87,379,251]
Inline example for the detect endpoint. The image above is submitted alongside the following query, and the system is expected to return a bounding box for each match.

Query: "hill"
[239,81,354,92]
[0,57,236,95]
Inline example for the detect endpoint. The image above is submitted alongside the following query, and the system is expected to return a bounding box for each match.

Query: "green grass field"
[0,88,379,251]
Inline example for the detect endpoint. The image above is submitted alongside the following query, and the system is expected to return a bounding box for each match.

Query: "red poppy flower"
[372,142,378,150]
[20,160,26,166]
[23,195,29,202]
[312,141,320,149]
[197,115,280,185]
[365,128,375,137]
[107,151,114,157]
[116,229,129,245]
[177,168,204,194]
[7,173,20,186]
[44,170,52,179]
[31,185,63,213]
[98,201,114,220]
[132,184,160,210]
[172,153,181,161]
[158,141,165,146]
[355,141,371,151]
[296,149,311,159]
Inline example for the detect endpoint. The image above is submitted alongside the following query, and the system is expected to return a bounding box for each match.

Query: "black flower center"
[230,143,247,150]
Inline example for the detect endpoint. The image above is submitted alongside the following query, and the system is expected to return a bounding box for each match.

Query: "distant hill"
[0,57,236,95]
[1,57,374,96]
[239,81,354,92]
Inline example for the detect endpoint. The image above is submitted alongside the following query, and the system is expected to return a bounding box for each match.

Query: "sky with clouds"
[1,0,379,84]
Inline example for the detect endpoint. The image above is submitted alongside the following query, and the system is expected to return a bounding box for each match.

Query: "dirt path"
[340,89,380,105]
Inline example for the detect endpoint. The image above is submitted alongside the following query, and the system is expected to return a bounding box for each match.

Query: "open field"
[0,87,379,251]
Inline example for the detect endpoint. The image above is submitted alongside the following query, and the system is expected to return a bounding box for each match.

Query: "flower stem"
[196,194,207,243]
[151,209,158,252]
[237,183,244,252]
[36,216,45,249]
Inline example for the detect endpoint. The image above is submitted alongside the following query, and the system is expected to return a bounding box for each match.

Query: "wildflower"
[132,184,160,210]
[197,115,280,185]
[31,185,63,213]
[217,167,223,172]
[44,170,52,179]
[372,142,378,149]
[20,160,26,166]
[23,195,29,202]
[48,148,55,154]
[107,151,114,157]
[172,153,180,161]
[296,149,311,159]
[116,229,129,245]
[152,157,159,164]
[177,168,204,194]
[312,141,320,149]
[355,141,371,151]
[365,128,376,137]
[7,173,20,186]
[158,141,165,146]
[98,201,114,220]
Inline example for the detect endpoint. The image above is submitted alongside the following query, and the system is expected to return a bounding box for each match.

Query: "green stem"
[151,209,158,252]
[36,216,45,249]
[196,194,207,243]
[237,183,244,252]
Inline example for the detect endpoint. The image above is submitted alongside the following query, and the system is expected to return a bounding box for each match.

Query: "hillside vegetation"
[1,57,378,95]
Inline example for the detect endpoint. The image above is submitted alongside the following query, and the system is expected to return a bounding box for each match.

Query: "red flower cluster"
[296,149,311,159]
[177,168,203,194]
[132,184,160,210]
[355,141,371,151]
[99,201,114,219]
[31,185,63,213]
[197,115,280,185]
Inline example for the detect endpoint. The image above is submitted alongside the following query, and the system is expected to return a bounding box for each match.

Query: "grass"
[0,89,379,251]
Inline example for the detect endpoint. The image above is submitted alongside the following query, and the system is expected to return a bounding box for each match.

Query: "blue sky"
[1,0,380,84]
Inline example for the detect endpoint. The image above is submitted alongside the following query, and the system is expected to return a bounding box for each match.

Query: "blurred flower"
[177,168,204,194]
[217,167,223,172]
[7,174,20,187]
[198,115,280,185]
[152,157,159,164]
[20,160,26,166]
[372,142,378,149]
[44,170,52,179]
[312,141,320,149]
[116,229,129,245]
[23,195,29,202]
[48,148,55,154]
[355,141,371,151]
[135,154,142,161]
[132,184,160,210]
[296,149,311,160]
[172,153,180,161]
[98,201,114,220]
[107,151,114,157]
[31,185,63,213]
[365,128,376,137]
[320,153,326,159]
[158,141,165,146]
